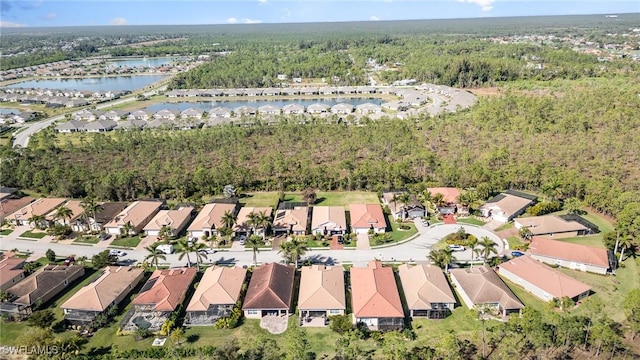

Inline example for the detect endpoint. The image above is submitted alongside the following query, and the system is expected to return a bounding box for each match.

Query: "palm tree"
[54,206,73,226]
[618,234,634,263]
[80,198,101,232]
[246,211,259,235]
[432,193,446,208]
[246,235,263,266]
[28,215,46,230]
[395,193,411,220]
[221,210,237,230]
[428,248,456,272]
[468,237,479,268]
[191,242,208,267]
[121,222,134,237]
[279,236,308,268]
[177,238,193,267]
[255,212,271,240]
[144,242,166,270]
[158,225,173,243]
[478,236,498,264]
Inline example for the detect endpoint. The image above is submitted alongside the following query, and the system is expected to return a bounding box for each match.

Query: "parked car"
[109,249,126,257]
[157,244,174,254]
[198,248,217,255]
[421,220,430,227]
[511,251,525,257]
[238,235,246,245]
[99,233,111,241]
[64,256,75,265]
[448,245,466,252]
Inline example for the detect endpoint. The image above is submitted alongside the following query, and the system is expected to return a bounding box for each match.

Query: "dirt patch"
[468,87,502,97]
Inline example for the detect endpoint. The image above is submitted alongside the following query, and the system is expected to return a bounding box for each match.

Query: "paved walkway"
[260,315,289,334]
[442,214,456,224]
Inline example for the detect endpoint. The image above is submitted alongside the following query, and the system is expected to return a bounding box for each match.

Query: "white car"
[238,235,246,245]
[448,245,465,252]
[109,249,126,257]
[198,248,217,255]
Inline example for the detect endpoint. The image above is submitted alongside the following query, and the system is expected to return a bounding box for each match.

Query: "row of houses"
[0,89,131,109]
[0,111,41,125]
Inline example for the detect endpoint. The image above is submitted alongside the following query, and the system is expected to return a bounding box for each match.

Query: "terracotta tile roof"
[515,216,588,236]
[311,206,347,232]
[529,237,609,269]
[349,204,386,230]
[298,265,346,311]
[143,207,194,231]
[242,263,295,310]
[0,196,35,219]
[133,268,197,311]
[186,266,246,311]
[104,201,163,228]
[398,264,455,310]
[0,257,25,290]
[273,206,308,233]
[498,256,591,300]
[7,265,85,306]
[449,265,524,311]
[10,198,67,222]
[350,261,404,318]
[233,207,272,232]
[46,200,85,222]
[427,188,461,205]
[61,266,144,311]
[188,203,237,231]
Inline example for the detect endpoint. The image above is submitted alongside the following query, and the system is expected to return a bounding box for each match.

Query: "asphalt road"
[0,223,502,268]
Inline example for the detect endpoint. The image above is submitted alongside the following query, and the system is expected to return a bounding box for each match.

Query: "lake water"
[5,75,168,92]
[0,108,22,115]
[146,98,383,112]
[106,57,177,68]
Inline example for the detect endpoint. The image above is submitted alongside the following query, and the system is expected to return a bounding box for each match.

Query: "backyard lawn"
[558,234,605,248]
[18,230,47,239]
[109,236,142,248]
[239,192,280,208]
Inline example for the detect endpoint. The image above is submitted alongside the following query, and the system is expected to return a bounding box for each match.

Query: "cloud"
[242,18,262,24]
[0,21,26,28]
[108,17,128,25]
[370,16,380,21]
[227,17,238,24]
[17,0,43,10]
[460,0,495,12]
[258,0,267,4]
[42,12,57,21]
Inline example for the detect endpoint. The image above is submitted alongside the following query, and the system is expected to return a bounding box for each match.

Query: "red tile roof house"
[349,204,387,234]
[103,201,163,236]
[143,206,195,237]
[350,261,404,331]
[185,266,247,325]
[45,200,85,227]
[427,187,461,215]
[242,263,295,319]
[449,265,524,317]
[528,237,611,275]
[0,265,85,320]
[187,202,238,239]
[0,256,26,291]
[9,197,67,227]
[61,266,144,325]
[311,206,348,236]
[398,264,456,319]
[121,268,197,332]
[298,265,346,327]
[498,256,591,303]
[0,196,35,224]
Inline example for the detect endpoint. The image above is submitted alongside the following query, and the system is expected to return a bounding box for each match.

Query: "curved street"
[0,222,503,268]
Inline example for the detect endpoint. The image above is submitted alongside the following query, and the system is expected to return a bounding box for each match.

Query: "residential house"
[73,109,100,121]
[103,200,163,236]
[427,187,461,214]
[143,206,194,237]
[122,268,197,332]
[480,191,537,223]
[0,256,25,291]
[83,120,117,132]
[356,103,382,114]
[331,103,354,115]
[528,237,611,275]
[398,264,456,319]
[449,265,524,317]
[382,191,426,220]
[514,215,590,238]
[114,119,147,131]
[498,256,591,303]
[55,120,84,133]
[180,108,205,120]
[187,202,238,239]
[185,266,247,325]
[272,203,309,236]
[233,207,273,237]
[349,204,386,234]
[310,206,347,236]
[282,103,306,115]
[209,107,232,119]
[242,263,295,318]
[9,197,67,227]
[281,88,299,96]
[0,196,35,224]
[263,88,281,96]
[127,110,153,121]
[153,109,179,121]
[299,87,319,95]
[72,202,128,233]
[307,103,330,114]
[0,265,84,319]
[258,104,281,115]
[298,265,346,326]
[61,266,144,325]
[350,261,404,331]
[100,110,129,121]
[234,106,257,116]
[45,200,84,227]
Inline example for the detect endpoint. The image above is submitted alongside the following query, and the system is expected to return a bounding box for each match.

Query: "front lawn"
[456,217,485,226]
[494,222,514,232]
[73,235,100,245]
[18,230,47,239]
[0,228,13,236]
[369,215,418,246]
[506,236,526,250]
[109,236,142,248]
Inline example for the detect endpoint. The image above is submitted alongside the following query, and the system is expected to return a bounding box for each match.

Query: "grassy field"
[456,217,485,226]
[109,236,142,248]
[238,192,280,208]
[558,234,605,248]
[18,230,47,239]
[238,191,380,209]
[73,236,100,244]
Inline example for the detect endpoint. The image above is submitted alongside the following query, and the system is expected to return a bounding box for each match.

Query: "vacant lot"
[239,191,379,209]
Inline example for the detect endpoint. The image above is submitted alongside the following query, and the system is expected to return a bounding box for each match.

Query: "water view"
[146,98,383,112]
[0,108,22,115]
[106,57,178,68]
[5,75,168,92]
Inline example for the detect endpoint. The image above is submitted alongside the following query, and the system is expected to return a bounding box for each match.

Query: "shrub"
[527,201,562,216]
[329,314,353,334]
[45,249,56,263]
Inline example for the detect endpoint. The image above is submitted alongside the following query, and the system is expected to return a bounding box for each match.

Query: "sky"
[0,0,638,28]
